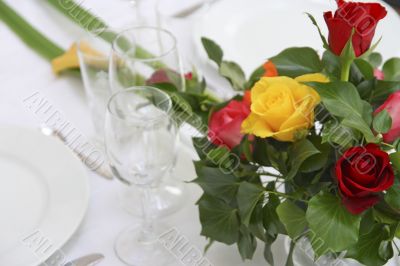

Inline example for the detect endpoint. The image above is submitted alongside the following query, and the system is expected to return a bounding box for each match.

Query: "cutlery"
[40,125,114,180]
[63,253,104,266]
[171,0,219,18]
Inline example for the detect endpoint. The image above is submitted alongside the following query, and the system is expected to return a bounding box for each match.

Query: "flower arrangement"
[2,0,400,265]
[190,1,400,265]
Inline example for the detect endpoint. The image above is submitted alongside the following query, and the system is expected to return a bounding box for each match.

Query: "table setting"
[1,0,400,266]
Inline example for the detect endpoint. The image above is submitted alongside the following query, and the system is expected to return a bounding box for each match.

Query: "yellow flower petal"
[295,73,329,83]
[51,42,106,75]
[252,84,295,131]
[280,97,315,131]
[272,123,309,142]
[241,113,274,138]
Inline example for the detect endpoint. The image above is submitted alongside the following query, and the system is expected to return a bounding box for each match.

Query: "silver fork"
[63,253,104,266]
[40,126,113,180]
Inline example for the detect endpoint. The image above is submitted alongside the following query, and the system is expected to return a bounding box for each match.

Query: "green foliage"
[305,13,329,49]
[219,61,247,90]
[390,152,400,172]
[247,65,264,88]
[373,110,392,134]
[308,81,378,143]
[0,0,64,60]
[201,37,247,91]
[201,37,223,66]
[237,182,265,226]
[368,52,383,68]
[385,178,400,210]
[383,58,400,81]
[286,139,320,180]
[306,193,361,256]
[198,194,240,245]
[357,79,400,105]
[237,225,257,259]
[352,58,374,83]
[346,224,394,266]
[269,47,323,77]
[193,162,239,203]
[322,50,341,80]
[276,200,307,239]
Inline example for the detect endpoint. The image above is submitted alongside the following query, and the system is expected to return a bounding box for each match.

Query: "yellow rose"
[241,73,329,142]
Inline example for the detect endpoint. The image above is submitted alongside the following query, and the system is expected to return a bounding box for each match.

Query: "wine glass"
[109,26,187,218]
[109,26,184,93]
[105,86,177,265]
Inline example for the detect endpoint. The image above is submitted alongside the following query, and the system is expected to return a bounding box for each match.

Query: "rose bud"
[374,91,400,143]
[208,91,251,150]
[374,69,385,80]
[335,144,394,214]
[324,0,387,57]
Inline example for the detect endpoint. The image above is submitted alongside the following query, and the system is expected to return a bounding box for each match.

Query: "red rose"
[374,91,400,143]
[324,0,387,57]
[335,144,394,214]
[208,91,251,149]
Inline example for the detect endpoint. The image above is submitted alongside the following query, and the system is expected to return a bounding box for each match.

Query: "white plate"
[0,127,90,266]
[194,0,400,75]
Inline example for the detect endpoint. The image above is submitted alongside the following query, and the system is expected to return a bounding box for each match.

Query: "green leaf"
[383,58,400,81]
[305,13,329,49]
[201,37,223,66]
[353,59,374,80]
[321,120,358,148]
[286,139,320,180]
[0,0,64,60]
[192,137,216,160]
[385,178,400,210]
[322,50,341,80]
[358,80,400,105]
[308,81,378,143]
[193,162,239,203]
[373,110,392,134]
[346,224,393,266]
[237,182,265,226]
[247,65,264,88]
[390,152,400,172]
[263,234,276,266]
[306,193,361,254]
[368,52,383,68]
[300,135,331,173]
[206,146,230,165]
[276,200,307,239]
[263,194,286,236]
[270,47,323,77]
[248,203,267,241]
[219,61,247,91]
[237,225,257,260]
[285,241,295,266]
[198,194,239,245]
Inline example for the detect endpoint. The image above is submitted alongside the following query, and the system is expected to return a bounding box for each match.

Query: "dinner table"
[0,0,399,265]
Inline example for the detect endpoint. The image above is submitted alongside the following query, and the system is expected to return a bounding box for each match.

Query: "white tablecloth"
[0,1,398,266]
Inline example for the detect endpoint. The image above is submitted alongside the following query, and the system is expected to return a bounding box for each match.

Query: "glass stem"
[139,186,156,243]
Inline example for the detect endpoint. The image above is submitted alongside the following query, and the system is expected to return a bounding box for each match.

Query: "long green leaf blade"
[0,0,64,60]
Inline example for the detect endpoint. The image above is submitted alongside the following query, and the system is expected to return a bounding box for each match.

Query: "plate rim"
[0,126,90,266]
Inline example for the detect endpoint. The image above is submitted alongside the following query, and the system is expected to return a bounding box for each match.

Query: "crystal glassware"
[77,28,114,149]
[109,26,187,217]
[105,86,178,265]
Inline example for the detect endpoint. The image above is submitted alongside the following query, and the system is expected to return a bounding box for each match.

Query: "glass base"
[119,177,187,218]
[114,224,177,266]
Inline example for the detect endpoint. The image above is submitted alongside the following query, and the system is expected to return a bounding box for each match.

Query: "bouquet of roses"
[190,1,400,265]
